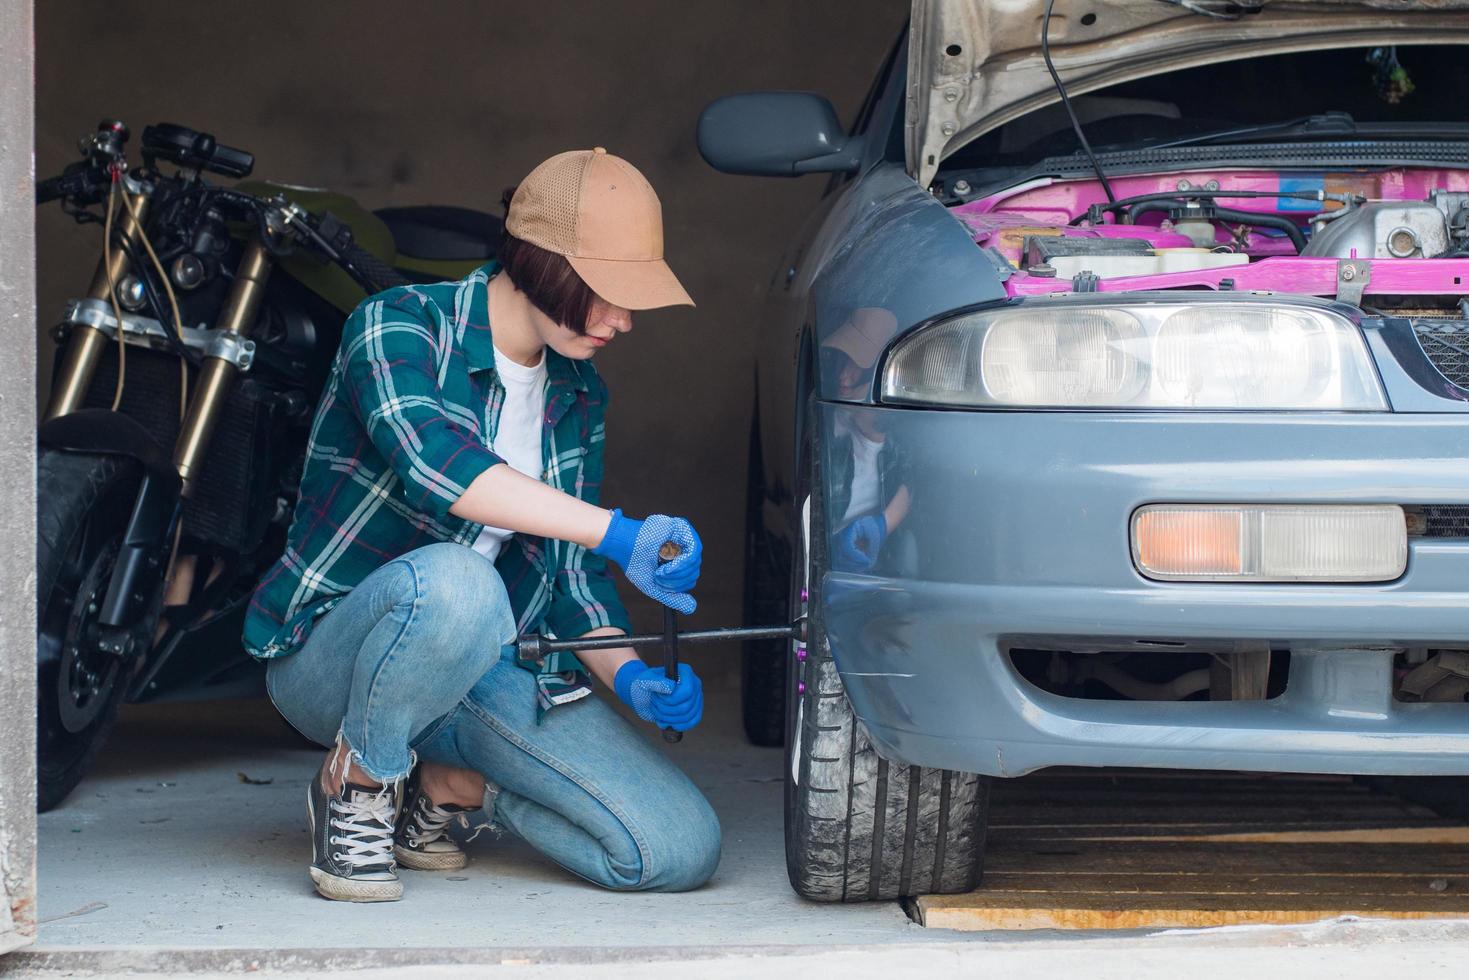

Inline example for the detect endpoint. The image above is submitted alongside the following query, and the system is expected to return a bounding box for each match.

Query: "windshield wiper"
[1145,112,1469,151]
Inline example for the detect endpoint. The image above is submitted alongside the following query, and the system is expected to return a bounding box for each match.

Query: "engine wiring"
[112,235,194,367]
[119,186,190,422]
[101,174,128,413]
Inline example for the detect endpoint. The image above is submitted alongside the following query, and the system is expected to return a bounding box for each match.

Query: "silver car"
[700,0,1469,901]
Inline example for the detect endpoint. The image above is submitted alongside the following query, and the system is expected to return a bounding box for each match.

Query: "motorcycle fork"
[43,190,150,422]
[98,234,275,634]
[172,235,272,494]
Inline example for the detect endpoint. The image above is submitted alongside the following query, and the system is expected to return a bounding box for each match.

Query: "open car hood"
[907,0,1469,188]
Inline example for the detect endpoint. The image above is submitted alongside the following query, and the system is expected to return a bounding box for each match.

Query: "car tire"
[784,422,990,901]
[742,402,788,747]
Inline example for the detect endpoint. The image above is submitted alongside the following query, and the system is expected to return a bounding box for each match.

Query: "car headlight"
[879,301,1386,410]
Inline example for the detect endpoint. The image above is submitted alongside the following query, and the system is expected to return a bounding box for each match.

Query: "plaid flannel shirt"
[243,262,631,714]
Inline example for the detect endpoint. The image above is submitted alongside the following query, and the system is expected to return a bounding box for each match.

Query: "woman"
[243,147,718,903]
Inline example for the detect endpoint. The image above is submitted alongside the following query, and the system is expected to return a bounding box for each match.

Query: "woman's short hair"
[497,186,597,335]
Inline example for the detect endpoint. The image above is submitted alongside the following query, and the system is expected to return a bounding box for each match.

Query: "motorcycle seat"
[374,205,504,262]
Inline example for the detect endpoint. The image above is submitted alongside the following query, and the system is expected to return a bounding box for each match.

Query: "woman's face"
[539,296,634,361]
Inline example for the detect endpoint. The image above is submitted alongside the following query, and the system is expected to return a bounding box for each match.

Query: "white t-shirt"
[837,415,884,527]
[471,345,548,564]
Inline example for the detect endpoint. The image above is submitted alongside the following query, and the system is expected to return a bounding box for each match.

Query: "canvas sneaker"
[394,767,471,871]
[307,775,402,902]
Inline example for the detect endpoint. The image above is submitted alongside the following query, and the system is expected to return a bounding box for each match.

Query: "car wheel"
[784,419,990,901]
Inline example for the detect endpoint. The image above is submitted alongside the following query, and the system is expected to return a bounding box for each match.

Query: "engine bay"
[954,168,1469,315]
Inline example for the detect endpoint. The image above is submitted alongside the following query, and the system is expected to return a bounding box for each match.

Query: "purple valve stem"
[795,643,807,661]
[798,681,806,694]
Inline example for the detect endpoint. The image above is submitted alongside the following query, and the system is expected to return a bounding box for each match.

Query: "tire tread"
[784,432,989,902]
[35,449,140,812]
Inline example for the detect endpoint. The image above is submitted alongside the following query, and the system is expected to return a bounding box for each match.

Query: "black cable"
[114,236,202,366]
[1042,0,1116,203]
[61,198,103,226]
[116,238,201,367]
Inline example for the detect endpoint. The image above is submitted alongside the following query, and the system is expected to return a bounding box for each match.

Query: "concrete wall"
[35,2,908,664]
[2,0,36,951]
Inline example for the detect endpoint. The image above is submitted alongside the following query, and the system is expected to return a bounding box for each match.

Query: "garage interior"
[15,0,1469,968]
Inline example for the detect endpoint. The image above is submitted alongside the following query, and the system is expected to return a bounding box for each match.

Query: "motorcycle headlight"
[879,301,1386,410]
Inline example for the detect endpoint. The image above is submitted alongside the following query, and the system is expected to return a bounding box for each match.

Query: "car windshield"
[940,44,1466,173]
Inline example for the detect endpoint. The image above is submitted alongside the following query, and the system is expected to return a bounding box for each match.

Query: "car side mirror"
[697,92,860,177]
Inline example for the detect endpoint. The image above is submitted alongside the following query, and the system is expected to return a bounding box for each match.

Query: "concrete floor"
[34,664,930,949]
[23,668,1469,974]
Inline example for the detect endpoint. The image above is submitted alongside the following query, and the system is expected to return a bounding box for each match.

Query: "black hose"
[1131,202,1307,253]
[1068,189,1338,227]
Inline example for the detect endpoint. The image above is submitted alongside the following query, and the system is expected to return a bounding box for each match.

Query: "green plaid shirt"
[243,262,630,712]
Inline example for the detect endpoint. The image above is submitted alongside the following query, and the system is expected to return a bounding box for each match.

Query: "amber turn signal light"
[1131,505,1406,583]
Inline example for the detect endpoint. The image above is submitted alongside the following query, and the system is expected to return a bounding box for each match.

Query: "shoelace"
[329,790,397,869]
[404,796,466,848]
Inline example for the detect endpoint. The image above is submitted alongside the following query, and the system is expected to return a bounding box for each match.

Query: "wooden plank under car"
[914,769,1469,931]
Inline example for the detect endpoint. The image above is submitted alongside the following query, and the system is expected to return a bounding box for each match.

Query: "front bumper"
[820,404,1469,777]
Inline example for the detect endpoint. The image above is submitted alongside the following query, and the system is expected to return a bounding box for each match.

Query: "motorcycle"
[35,119,502,810]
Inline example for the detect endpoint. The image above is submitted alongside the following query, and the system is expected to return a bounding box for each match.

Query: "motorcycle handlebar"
[37,169,404,299]
[35,176,66,204]
[141,123,253,180]
[35,164,103,207]
[339,242,411,294]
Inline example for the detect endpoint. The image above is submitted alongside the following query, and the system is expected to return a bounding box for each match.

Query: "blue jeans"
[265,542,721,892]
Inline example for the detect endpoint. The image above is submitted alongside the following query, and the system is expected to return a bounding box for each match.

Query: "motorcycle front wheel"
[36,449,146,811]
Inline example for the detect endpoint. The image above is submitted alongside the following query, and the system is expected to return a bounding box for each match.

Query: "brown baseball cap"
[505,147,694,311]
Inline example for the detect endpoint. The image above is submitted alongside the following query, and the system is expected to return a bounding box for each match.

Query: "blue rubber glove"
[614,660,705,732]
[592,509,702,614]
[836,513,887,571]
